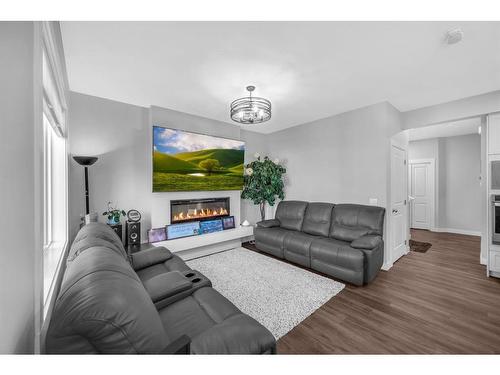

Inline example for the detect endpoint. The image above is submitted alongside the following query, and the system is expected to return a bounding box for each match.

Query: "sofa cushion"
[191,314,276,354]
[46,247,170,353]
[275,200,308,231]
[330,204,385,242]
[283,231,317,267]
[158,287,276,354]
[142,271,192,303]
[69,222,128,261]
[256,219,281,228]
[131,246,173,271]
[254,226,292,258]
[67,236,126,262]
[310,238,364,272]
[135,254,191,283]
[351,235,383,249]
[301,202,334,236]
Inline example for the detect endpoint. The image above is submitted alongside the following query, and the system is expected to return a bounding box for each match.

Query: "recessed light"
[446,28,464,44]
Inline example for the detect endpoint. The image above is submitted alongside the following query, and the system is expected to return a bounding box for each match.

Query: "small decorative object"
[241,155,286,221]
[199,219,224,234]
[166,221,201,240]
[148,227,167,243]
[127,209,141,222]
[230,86,271,124]
[102,202,126,225]
[222,216,236,230]
[241,219,250,227]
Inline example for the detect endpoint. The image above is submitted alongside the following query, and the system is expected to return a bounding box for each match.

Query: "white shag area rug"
[187,247,345,339]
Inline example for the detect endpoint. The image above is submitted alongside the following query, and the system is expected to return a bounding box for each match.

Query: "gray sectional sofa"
[255,201,385,285]
[46,222,276,354]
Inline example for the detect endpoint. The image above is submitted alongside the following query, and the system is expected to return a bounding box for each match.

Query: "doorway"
[406,117,483,260]
[409,159,435,230]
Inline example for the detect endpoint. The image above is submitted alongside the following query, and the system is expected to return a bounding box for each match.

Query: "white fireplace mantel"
[152,225,254,260]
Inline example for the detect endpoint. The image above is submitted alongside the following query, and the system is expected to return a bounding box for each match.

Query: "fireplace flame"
[173,207,228,222]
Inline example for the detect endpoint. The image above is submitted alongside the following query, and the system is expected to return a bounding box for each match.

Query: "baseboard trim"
[381,262,393,271]
[431,228,481,237]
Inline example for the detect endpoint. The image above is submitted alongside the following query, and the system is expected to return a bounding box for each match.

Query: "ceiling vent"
[446,28,464,44]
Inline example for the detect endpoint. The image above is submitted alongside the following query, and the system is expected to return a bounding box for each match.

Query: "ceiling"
[408,117,481,141]
[61,21,500,134]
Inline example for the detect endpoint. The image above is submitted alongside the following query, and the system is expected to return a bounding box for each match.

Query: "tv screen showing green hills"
[153,127,245,192]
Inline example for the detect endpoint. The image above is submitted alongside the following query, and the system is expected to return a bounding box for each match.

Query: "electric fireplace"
[170,197,230,224]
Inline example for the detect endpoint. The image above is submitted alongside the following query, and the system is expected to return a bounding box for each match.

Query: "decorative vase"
[108,217,120,225]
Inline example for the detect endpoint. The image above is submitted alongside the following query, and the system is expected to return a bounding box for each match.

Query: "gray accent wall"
[264,102,403,267]
[408,134,482,233]
[265,102,402,208]
[68,92,268,241]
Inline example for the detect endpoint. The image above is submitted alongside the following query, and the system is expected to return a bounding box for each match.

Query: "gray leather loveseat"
[46,223,276,354]
[255,201,385,285]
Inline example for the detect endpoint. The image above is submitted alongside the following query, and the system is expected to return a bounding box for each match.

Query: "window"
[42,27,68,317]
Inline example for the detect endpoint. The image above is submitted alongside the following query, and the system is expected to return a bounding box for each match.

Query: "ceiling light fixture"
[230,85,271,124]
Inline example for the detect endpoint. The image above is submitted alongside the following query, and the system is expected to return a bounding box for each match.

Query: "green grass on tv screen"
[152,127,245,192]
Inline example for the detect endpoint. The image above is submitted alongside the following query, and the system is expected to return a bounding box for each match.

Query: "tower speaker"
[126,221,141,246]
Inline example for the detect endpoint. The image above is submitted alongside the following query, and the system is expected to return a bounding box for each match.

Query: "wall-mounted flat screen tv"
[153,126,245,192]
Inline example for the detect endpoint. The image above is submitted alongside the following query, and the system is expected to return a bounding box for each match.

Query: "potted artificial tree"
[241,154,286,222]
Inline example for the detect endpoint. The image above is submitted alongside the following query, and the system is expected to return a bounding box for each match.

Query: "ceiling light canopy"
[230,86,271,124]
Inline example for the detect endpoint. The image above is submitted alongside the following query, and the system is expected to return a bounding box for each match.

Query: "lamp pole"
[73,156,98,217]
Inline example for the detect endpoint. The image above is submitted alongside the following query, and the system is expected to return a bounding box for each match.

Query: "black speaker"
[126,221,141,246]
[109,224,123,243]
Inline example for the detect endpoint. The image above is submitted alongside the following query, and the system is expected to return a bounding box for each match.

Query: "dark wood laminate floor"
[245,229,500,354]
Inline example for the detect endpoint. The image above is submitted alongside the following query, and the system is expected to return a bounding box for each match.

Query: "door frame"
[388,139,410,267]
[409,158,436,231]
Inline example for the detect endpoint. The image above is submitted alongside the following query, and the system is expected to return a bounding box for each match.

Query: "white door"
[409,159,435,230]
[391,144,408,263]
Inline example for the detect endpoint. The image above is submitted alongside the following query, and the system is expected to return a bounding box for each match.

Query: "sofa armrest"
[190,314,276,354]
[142,271,192,303]
[159,335,191,354]
[351,235,383,249]
[256,219,281,228]
[131,246,173,271]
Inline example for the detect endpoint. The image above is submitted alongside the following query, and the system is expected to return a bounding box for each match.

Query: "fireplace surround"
[170,197,230,224]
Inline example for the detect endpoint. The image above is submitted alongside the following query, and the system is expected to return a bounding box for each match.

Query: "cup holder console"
[182,270,210,288]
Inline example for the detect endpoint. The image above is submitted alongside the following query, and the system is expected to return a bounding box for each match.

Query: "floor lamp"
[73,156,98,223]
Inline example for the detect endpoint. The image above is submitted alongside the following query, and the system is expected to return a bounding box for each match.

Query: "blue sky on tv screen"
[153,126,245,155]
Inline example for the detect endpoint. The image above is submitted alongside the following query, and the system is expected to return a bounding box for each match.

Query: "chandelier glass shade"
[230,86,271,124]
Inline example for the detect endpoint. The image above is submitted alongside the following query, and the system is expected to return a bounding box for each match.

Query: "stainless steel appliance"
[492,160,500,190]
[493,195,500,244]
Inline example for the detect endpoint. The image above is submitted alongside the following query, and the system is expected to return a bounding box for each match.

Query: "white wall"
[68,92,268,241]
[441,135,482,233]
[0,21,39,354]
[402,90,500,130]
[408,134,481,234]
